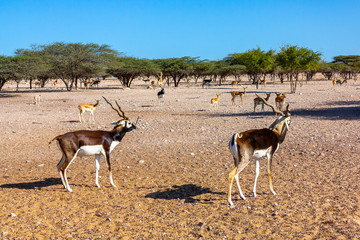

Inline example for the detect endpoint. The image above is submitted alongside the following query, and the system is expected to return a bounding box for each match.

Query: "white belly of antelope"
[78,145,104,156]
[253,147,271,159]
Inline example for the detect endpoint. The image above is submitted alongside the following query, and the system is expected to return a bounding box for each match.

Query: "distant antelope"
[34,80,41,88]
[157,72,164,88]
[228,97,291,206]
[53,80,58,89]
[210,94,221,110]
[231,81,239,88]
[34,95,41,105]
[49,96,138,192]
[157,87,165,105]
[259,79,267,87]
[78,100,100,123]
[253,93,271,112]
[91,80,101,88]
[202,79,212,88]
[231,87,247,105]
[275,92,286,112]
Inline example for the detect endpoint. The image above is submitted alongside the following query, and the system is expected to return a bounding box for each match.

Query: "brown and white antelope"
[49,96,138,192]
[259,79,267,87]
[253,93,271,112]
[275,92,286,112]
[210,94,221,110]
[231,87,247,105]
[53,80,58,89]
[157,72,164,88]
[228,97,291,206]
[78,100,100,123]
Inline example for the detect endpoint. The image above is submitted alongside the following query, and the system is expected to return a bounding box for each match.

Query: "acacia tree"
[107,57,159,88]
[228,47,275,89]
[276,45,321,93]
[0,56,18,91]
[15,47,50,89]
[153,57,195,87]
[39,42,118,91]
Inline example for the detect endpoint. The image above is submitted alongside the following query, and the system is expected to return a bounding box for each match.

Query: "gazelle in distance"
[259,79,267,88]
[78,99,100,123]
[49,96,138,192]
[210,94,221,111]
[34,95,41,105]
[231,81,239,88]
[53,80,58,89]
[228,96,291,206]
[157,72,164,88]
[253,93,271,112]
[231,87,247,105]
[275,92,286,112]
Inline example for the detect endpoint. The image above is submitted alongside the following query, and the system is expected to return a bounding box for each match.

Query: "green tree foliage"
[15,47,51,89]
[228,47,275,88]
[276,45,321,93]
[39,42,118,91]
[107,57,159,88]
[154,57,195,87]
[0,56,18,91]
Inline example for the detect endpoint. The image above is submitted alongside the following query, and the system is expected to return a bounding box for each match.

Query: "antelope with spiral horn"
[49,96,138,192]
[228,95,291,206]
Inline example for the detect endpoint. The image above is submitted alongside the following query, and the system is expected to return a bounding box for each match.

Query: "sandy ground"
[0,77,359,239]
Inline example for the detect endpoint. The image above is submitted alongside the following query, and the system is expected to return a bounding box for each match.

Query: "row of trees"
[1,42,359,93]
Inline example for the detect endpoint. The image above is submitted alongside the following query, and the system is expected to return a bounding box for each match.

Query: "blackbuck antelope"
[49,96,138,192]
[202,79,212,88]
[157,87,165,105]
[78,100,100,123]
[91,79,101,88]
[228,97,291,206]
[275,92,286,112]
[253,93,271,112]
[210,94,221,110]
[231,87,247,105]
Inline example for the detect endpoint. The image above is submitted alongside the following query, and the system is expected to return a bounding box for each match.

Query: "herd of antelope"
[28,75,349,206]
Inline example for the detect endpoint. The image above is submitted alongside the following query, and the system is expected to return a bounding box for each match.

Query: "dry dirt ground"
[0,78,359,239]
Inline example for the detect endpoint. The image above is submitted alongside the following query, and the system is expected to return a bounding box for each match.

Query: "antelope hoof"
[67,187,73,192]
[253,192,257,197]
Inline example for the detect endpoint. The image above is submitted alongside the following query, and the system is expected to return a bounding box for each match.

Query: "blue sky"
[0,0,359,61]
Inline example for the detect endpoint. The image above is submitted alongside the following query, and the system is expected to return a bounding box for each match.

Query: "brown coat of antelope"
[228,96,291,206]
[49,97,138,192]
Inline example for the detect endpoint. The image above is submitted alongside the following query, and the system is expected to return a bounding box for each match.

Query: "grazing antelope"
[34,80,41,88]
[210,94,221,110]
[231,87,247,105]
[259,79,267,87]
[91,80,101,88]
[49,97,138,192]
[335,78,347,86]
[228,98,291,206]
[157,87,165,105]
[78,100,100,123]
[253,93,271,112]
[275,92,286,112]
[231,81,239,88]
[82,80,92,89]
[34,95,41,105]
[53,80,58,89]
[202,79,212,88]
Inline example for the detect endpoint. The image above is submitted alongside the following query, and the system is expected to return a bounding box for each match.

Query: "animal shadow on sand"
[216,100,360,121]
[0,178,62,190]
[145,184,224,203]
